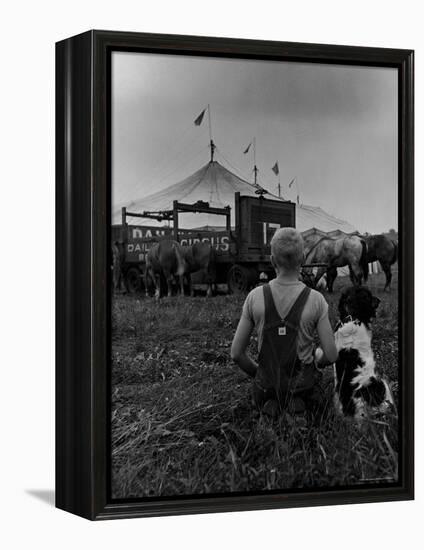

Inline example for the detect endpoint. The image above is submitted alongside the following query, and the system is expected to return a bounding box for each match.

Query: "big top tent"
[112,159,358,235]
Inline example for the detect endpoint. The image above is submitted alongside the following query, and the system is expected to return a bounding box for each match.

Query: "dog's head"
[338,286,380,326]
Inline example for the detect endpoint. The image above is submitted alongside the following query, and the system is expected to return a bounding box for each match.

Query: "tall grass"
[111,273,398,498]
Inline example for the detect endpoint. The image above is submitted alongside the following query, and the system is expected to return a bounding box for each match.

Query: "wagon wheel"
[227,265,254,294]
[125,267,143,294]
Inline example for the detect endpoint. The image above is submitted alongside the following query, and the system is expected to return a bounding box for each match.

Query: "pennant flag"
[194,109,206,126]
[272,162,279,176]
[289,177,296,188]
[243,142,252,154]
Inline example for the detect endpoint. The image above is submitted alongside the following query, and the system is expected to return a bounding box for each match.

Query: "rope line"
[215,148,259,190]
[148,144,210,191]
[140,128,207,191]
[215,148,287,201]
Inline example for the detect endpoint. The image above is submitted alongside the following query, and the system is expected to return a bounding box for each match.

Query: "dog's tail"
[382,378,394,406]
[360,239,369,282]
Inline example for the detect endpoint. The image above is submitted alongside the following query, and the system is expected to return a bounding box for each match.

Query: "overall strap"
[262,284,281,325]
[285,285,311,327]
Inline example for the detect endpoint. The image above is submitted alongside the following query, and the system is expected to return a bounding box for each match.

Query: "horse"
[145,240,186,299]
[180,242,216,297]
[364,234,398,291]
[111,241,125,292]
[303,234,368,292]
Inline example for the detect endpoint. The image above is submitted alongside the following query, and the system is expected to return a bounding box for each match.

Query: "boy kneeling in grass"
[231,227,338,419]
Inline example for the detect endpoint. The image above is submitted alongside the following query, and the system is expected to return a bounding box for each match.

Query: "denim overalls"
[253,283,322,414]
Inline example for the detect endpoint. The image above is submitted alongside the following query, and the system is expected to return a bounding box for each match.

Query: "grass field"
[111,272,398,499]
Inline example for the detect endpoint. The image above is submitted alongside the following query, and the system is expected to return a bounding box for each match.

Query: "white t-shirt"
[241,279,329,364]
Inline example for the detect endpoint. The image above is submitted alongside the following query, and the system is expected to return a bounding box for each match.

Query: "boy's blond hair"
[270,227,304,271]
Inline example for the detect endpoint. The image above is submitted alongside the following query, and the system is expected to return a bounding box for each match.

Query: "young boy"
[231,227,338,418]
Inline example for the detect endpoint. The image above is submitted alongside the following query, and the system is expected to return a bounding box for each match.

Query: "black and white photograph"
[110,50,400,500]
[2,0,421,542]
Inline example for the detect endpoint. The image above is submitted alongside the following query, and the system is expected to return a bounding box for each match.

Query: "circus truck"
[111,191,296,294]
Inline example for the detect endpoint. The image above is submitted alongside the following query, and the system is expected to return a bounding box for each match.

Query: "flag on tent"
[272,162,279,175]
[194,109,206,126]
[243,142,252,154]
[289,177,296,188]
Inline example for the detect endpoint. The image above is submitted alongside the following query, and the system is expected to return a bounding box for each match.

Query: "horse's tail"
[207,245,217,281]
[172,242,186,277]
[360,238,369,282]
[391,240,398,265]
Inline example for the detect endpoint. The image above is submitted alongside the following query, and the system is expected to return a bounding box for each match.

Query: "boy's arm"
[316,313,338,366]
[231,316,258,378]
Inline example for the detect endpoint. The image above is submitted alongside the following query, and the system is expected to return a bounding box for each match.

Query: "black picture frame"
[56,30,414,520]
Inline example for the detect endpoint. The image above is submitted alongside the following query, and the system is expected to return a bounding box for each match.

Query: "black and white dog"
[318,287,393,421]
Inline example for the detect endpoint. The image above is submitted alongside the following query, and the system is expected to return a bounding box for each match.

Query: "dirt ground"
[111,271,398,499]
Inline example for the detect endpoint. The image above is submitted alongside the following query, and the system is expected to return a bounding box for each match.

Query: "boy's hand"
[231,315,257,378]
[317,314,338,363]
[315,347,324,364]
[315,345,337,367]
[233,353,258,378]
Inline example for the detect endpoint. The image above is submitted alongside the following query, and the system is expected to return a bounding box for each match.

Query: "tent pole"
[207,104,212,142]
[120,207,127,244]
[173,201,179,241]
[208,104,215,162]
[253,137,258,185]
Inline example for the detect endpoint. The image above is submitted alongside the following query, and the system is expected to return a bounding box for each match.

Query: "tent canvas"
[113,160,358,236]
[113,159,381,276]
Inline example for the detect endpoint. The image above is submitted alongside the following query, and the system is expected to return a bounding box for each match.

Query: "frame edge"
[55,30,97,520]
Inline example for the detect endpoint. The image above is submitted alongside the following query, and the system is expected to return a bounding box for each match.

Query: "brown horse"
[181,242,216,297]
[364,234,398,291]
[145,240,186,299]
[303,234,368,292]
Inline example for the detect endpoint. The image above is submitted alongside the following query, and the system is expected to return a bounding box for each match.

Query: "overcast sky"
[112,52,398,234]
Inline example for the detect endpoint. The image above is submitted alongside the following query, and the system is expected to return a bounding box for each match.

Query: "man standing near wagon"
[231,228,338,418]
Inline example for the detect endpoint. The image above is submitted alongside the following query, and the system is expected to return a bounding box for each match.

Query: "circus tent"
[112,159,358,235]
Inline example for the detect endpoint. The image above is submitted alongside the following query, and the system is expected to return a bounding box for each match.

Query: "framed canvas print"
[56,30,414,520]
